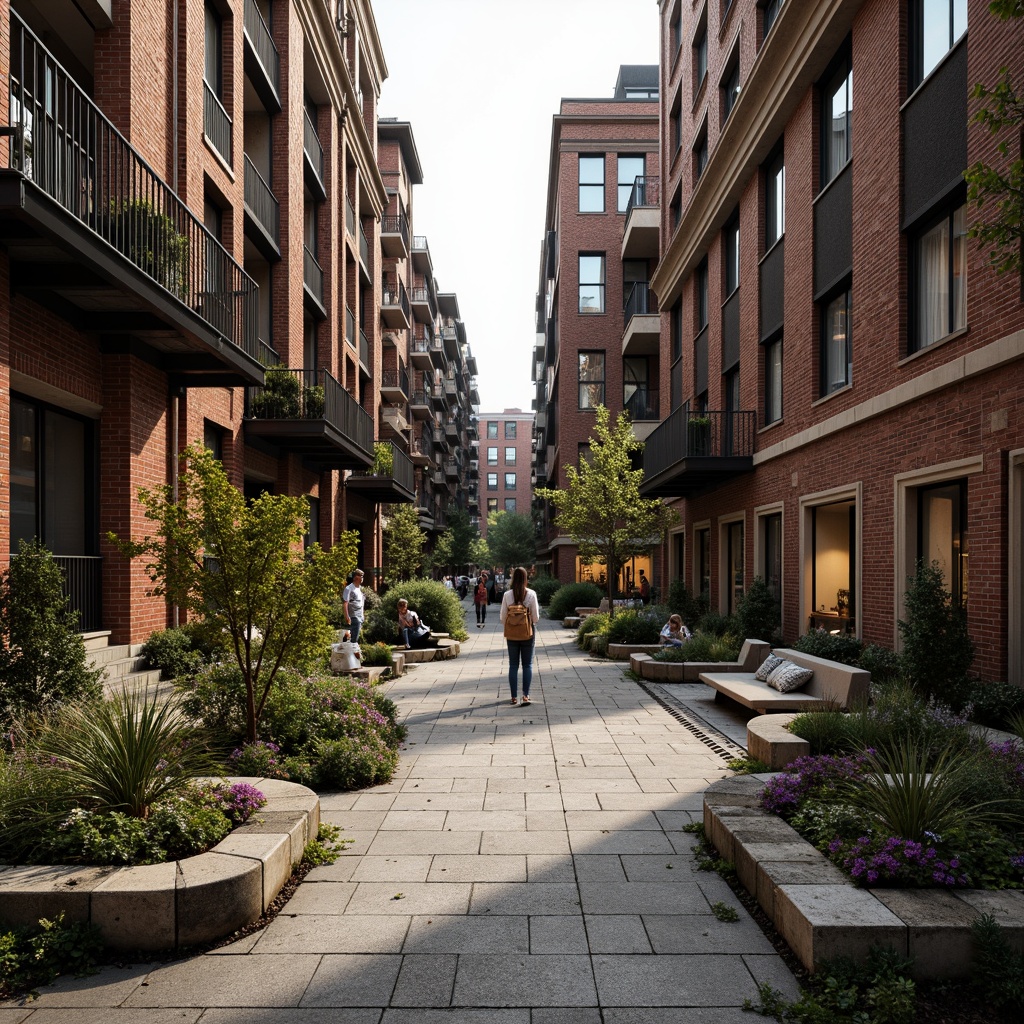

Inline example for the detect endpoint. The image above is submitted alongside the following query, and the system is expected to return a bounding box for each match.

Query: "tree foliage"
[112,445,357,743]
[536,406,678,615]
[485,511,536,571]
[964,1,1024,274]
[445,504,478,571]
[383,502,426,583]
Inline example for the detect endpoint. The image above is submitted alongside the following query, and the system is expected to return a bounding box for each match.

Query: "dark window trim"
[818,279,852,398]
[723,210,740,299]
[818,40,853,193]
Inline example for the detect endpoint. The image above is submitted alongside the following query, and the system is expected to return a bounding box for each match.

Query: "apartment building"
[532,65,661,587]
[644,0,1024,683]
[477,408,535,537]
[0,0,477,645]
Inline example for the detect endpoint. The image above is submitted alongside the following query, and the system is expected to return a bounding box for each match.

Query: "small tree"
[485,511,537,571]
[113,445,357,743]
[384,502,426,583]
[0,539,102,727]
[736,575,781,643]
[445,504,478,571]
[536,406,678,616]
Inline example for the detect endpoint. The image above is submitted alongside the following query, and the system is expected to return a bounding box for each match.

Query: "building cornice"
[651,0,866,306]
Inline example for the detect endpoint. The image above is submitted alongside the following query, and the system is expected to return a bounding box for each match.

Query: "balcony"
[203,81,232,167]
[440,318,460,358]
[622,282,660,356]
[411,234,433,276]
[380,212,409,259]
[303,244,326,319]
[243,155,280,260]
[380,279,410,329]
[380,404,409,437]
[432,469,445,487]
[409,438,432,465]
[0,14,262,386]
[303,110,326,200]
[444,375,458,398]
[347,440,416,504]
[244,368,373,469]
[433,425,450,452]
[640,406,756,499]
[430,334,447,369]
[624,385,661,441]
[444,417,460,440]
[358,223,370,280]
[410,332,433,370]
[380,365,409,402]
[243,0,281,112]
[622,175,659,259]
[409,285,437,323]
[358,328,370,376]
[431,381,448,410]
[409,386,432,420]
[444,458,459,479]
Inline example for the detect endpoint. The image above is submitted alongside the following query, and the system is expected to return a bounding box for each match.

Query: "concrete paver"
[1,611,798,1016]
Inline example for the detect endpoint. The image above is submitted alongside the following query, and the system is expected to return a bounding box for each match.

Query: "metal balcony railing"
[303,109,323,186]
[50,554,102,633]
[350,440,415,494]
[409,286,438,320]
[624,175,660,219]
[412,234,429,252]
[381,366,409,396]
[345,306,356,348]
[644,405,756,475]
[359,223,369,267]
[359,328,369,368]
[6,14,258,359]
[303,244,323,306]
[345,194,355,237]
[381,279,410,320]
[258,338,280,366]
[243,154,279,245]
[381,212,409,248]
[624,384,660,421]
[624,281,656,324]
[243,0,280,98]
[203,80,232,164]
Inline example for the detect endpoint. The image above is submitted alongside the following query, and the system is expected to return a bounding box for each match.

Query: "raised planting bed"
[607,643,662,661]
[0,778,319,952]
[630,639,770,683]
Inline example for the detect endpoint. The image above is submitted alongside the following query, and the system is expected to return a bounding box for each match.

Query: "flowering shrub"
[230,740,289,780]
[760,753,869,815]
[205,782,267,826]
[827,835,969,887]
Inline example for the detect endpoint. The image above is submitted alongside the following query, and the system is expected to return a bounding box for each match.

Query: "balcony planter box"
[303,384,325,419]
[108,199,190,299]
[687,417,711,456]
[251,368,301,418]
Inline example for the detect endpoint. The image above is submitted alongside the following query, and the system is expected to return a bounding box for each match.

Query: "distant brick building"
[476,408,535,537]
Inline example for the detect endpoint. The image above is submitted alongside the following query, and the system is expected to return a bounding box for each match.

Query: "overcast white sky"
[372,0,660,414]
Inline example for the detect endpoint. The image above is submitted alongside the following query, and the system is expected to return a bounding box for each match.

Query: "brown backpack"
[503,600,533,641]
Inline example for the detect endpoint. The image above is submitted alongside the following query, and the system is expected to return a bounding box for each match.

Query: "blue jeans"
[348,617,362,644]
[400,626,429,649]
[506,637,535,700]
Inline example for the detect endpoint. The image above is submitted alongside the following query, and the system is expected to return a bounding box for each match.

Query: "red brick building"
[477,408,535,536]
[532,66,661,590]
[0,0,477,646]
[642,0,1024,683]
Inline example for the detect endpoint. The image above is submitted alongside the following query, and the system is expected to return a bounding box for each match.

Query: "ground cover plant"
[651,630,742,663]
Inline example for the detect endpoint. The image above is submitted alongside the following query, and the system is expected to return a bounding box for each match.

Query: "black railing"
[303,109,323,185]
[381,279,410,320]
[411,438,431,460]
[644,405,757,477]
[625,174,660,219]
[350,440,414,494]
[381,366,409,396]
[359,328,369,368]
[258,338,280,366]
[7,14,258,360]
[411,336,431,360]
[345,306,356,348]
[624,385,660,421]
[409,389,430,407]
[624,281,656,324]
[243,154,279,245]
[51,554,102,633]
[303,244,323,305]
[203,81,232,164]
[409,286,437,320]
[444,459,459,476]
[381,212,409,248]
[345,194,355,237]
[412,234,429,253]
[359,223,369,267]
[243,0,280,97]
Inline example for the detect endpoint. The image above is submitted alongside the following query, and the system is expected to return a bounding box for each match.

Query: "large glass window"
[487,421,498,438]
[764,335,783,424]
[579,155,605,213]
[694,129,709,181]
[696,261,709,332]
[912,204,967,351]
[578,351,606,408]
[505,421,517,439]
[487,473,498,491]
[505,446,516,464]
[696,527,711,598]
[724,216,740,295]
[204,2,222,95]
[618,155,645,213]
[821,286,852,395]
[918,479,968,608]
[722,60,741,123]
[763,0,784,39]
[487,446,498,466]
[624,357,653,420]
[504,473,516,490]
[821,56,852,187]
[762,512,782,601]
[766,151,785,247]
[504,498,517,513]
[694,24,708,88]
[487,497,498,514]
[726,520,744,614]
[578,254,606,314]
[913,0,967,87]
[810,499,856,633]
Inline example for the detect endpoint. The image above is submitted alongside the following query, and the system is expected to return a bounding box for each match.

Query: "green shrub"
[576,612,610,647]
[606,608,663,645]
[695,611,738,637]
[141,627,206,681]
[589,635,609,658]
[969,681,1024,729]
[360,641,394,668]
[789,709,856,755]
[532,575,563,605]
[971,913,1024,1011]
[365,579,467,642]
[0,540,102,729]
[666,579,708,626]
[0,913,104,1000]
[859,643,901,684]
[793,630,863,666]
[547,582,604,620]
[736,576,781,643]
[653,630,741,663]
[301,734,400,790]
[899,559,974,707]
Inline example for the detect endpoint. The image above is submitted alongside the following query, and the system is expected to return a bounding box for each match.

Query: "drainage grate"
[635,679,746,763]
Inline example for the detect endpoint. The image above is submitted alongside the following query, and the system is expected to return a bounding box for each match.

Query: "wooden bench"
[699,647,869,713]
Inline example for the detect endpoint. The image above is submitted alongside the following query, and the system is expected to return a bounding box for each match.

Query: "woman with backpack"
[499,566,540,706]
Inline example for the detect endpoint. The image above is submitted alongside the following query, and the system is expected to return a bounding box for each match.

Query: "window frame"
[693,12,708,92]
[505,446,516,464]
[578,350,606,410]
[486,446,498,466]
[764,333,783,425]
[721,55,741,125]
[909,201,967,353]
[487,421,498,439]
[487,472,498,491]
[617,154,645,213]
[910,0,968,89]
[578,154,605,213]
[696,260,709,333]
[578,253,606,315]
[504,472,516,491]
[505,421,517,440]
[765,149,785,249]
[820,50,853,189]
[724,214,740,297]
[762,0,784,41]
[820,284,852,396]
[504,498,517,513]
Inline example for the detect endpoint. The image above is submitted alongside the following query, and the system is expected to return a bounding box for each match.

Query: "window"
[694,23,708,88]
[670,94,683,154]
[821,286,852,395]
[807,497,857,634]
[505,446,516,464]
[487,497,498,514]
[763,0,784,39]
[618,155,645,213]
[505,421,517,439]
[487,421,498,438]
[694,127,709,181]
[487,473,498,491]
[724,216,740,295]
[625,87,659,100]
[673,1,684,57]
[204,420,224,462]
[504,473,516,490]
[821,54,852,187]
[911,203,967,351]
[670,186,682,230]
[579,155,605,213]
[726,519,744,614]
[766,151,785,247]
[724,369,740,455]
[670,299,683,411]
[764,335,783,424]
[696,526,711,597]
[204,2,222,95]
[624,356,653,420]
[912,0,967,87]
[761,511,782,602]
[578,351,606,408]
[722,59,741,124]
[623,259,649,319]
[487,446,498,466]
[696,261,709,332]
[578,254,606,314]
[918,479,968,608]
[504,498,517,513]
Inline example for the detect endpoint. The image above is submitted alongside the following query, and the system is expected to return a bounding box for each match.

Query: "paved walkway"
[2,611,800,1023]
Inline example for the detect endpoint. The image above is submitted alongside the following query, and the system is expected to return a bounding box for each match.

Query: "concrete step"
[86,643,145,667]
[99,654,152,679]
[102,669,170,700]
[81,630,113,652]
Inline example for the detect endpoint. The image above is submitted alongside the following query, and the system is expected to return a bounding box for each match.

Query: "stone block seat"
[629,639,770,683]
[563,616,582,629]
[699,647,869,713]
[608,643,665,661]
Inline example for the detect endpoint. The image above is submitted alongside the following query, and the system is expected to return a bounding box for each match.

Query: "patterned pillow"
[766,660,814,693]
[754,653,785,682]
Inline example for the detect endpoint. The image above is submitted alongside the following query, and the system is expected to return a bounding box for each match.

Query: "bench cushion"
[766,660,814,693]
[754,653,785,682]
